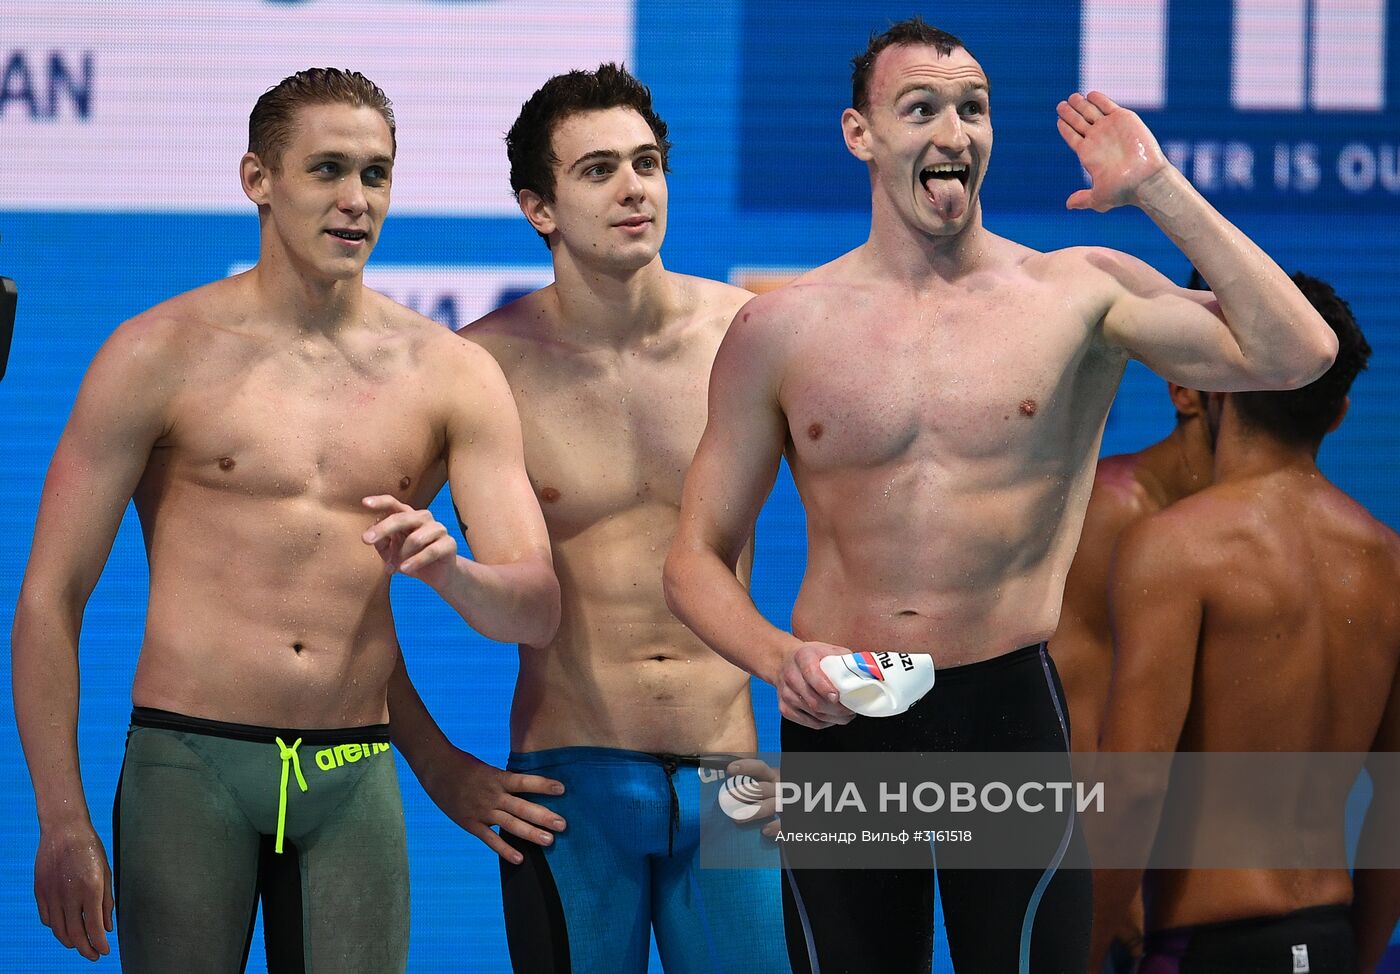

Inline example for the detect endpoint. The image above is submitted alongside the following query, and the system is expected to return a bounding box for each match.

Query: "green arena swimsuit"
[114,708,408,974]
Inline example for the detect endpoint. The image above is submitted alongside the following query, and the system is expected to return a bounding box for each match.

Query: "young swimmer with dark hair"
[12,68,558,972]
[388,64,792,973]
[664,15,1337,973]
[1092,274,1400,973]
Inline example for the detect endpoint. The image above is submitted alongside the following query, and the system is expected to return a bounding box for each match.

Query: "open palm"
[1056,91,1170,212]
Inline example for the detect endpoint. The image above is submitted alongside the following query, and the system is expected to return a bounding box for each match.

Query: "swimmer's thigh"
[289,756,409,974]
[115,728,261,974]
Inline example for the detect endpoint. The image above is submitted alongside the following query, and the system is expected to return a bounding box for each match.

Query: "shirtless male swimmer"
[1091,274,1400,974]
[664,19,1336,974]
[385,65,792,974]
[12,69,558,973]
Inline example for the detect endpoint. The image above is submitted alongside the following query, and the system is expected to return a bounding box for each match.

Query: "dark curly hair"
[1232,273,1370,447]
[506,62,671,213]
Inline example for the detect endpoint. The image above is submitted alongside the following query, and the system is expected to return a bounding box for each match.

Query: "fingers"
[362,494,413,515]
[363,509,436,545]
[1056,118,1082,150]
[1085,90,1118,115]
[397,531,456,576]
[726,758,779,784]
[778,697,827,730]
[1065,188,1095,211]
[81,889,111,958]
[493,807,557,848]
[1067,91,1106,122]
[61,901,98,960]
[1056,99,1091,138]
[103,876,114,933]
[469,823,525,864]
[507,772,566,798]
[500,793,566,834]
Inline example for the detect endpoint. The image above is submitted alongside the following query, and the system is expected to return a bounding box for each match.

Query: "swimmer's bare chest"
[780,286,1111,480]
[143,336,445,517]
[516,351,708,536]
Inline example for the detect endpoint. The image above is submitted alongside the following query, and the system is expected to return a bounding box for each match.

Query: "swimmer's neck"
[861,199,993,289]
[1133,420,1215,507]
[1212,421,1323,483]
[246,251,369,335]
[547,251,680,347]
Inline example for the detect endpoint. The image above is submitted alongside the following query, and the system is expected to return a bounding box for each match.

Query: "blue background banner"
[2,1,1398,970]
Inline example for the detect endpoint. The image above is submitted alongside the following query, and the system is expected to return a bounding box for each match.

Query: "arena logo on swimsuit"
[315,742,391,772]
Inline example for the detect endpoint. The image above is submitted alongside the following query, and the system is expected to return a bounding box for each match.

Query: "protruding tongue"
[923,175,967,221]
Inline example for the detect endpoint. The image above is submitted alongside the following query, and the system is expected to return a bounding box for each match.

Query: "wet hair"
[506,63,671,208]
[248,68,395,172]
[1175,268,1210,425]
[851,17,968,114]
[1231,273,1369,447]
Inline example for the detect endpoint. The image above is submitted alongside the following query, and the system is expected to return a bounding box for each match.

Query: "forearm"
[431,553,560,646]
[1090,868,1146,970]
[11,597,94,829]
[386,654,465,797]
[1135,167,1334,386]
[664,544,800,685]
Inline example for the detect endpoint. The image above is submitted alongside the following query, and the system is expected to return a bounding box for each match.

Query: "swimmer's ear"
[1168,383,1205,419]
[1326,395,1349,434]
[241,152,272,207]
[842,108,875,162]
[518,189,557,241]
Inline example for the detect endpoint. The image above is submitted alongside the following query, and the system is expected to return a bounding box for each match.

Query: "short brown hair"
[248,68,396,171]
[851,17,967,114]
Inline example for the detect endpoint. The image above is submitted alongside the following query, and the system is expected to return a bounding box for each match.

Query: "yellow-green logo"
[314,742,391,772]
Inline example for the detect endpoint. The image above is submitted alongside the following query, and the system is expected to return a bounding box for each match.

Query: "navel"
[218,457,236,471]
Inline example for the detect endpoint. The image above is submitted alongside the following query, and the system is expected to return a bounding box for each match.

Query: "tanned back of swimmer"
[1095,274,1400,970]
[1049,381,1213,753]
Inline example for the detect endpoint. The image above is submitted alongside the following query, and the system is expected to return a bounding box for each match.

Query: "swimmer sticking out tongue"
[921,162,970,220]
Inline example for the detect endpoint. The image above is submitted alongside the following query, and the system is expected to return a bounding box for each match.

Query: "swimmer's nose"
[617,164,647,205]
[928,106,971,154]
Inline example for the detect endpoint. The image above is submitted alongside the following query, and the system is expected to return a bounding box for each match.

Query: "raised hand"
[362,495,458,590]
[1056,91,1171,212]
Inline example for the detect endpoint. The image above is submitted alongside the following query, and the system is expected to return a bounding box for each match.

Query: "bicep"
[443,353,549,566]
[677,314,788,566]
[1100,523,1202,752]
[1094,251,1253,389]
[22,331,172,601]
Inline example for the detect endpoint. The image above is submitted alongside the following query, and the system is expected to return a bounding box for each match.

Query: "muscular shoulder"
[94,278,242,382]
[1079,454,1158,551]
[1117,486,1247,585]
[364,289,508,395]
[455,287,561,369]
[673,273,752,330]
